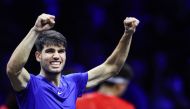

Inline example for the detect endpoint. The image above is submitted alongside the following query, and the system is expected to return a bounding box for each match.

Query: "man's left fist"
[124,17,140,33]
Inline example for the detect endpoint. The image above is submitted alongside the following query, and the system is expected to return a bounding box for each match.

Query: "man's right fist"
[33,13,55,32]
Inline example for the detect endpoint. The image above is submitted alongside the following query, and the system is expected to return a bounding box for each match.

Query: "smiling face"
[36,45,66,75]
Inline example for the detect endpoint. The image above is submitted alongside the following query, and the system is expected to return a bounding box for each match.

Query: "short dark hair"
[117,64,133,80]
[103,64,133,86]
[35,30,67,52]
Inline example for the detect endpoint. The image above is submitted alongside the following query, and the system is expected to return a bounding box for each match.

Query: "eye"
[58,49,65,53]
[45,49,55,53]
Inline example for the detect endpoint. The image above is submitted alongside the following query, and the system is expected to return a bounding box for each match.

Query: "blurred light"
[43,0,59,16]
[88,5,106,29]
[167,75,183,94]
[70,63,86,72]
[154,96,174,109]
[130,59,147,78]
[154,52,168,71]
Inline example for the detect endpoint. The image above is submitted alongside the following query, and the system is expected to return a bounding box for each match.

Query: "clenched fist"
[124,17,139,34]
[33,13,55,32]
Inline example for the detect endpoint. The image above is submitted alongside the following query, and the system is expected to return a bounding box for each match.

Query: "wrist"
[30,27,42,36]
[31,27,43,33]
[124,29,134,36]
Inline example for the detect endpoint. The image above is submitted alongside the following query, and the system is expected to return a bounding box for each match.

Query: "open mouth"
[50,61,61,67]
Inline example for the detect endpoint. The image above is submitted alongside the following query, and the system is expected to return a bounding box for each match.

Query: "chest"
[31,79,78,108]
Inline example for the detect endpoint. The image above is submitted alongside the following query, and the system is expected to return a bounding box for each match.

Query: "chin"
[51,69,62,73]
[42,64,64,75]
[47,68,63,74]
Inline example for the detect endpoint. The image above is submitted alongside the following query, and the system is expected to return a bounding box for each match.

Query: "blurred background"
[0,0,190,109]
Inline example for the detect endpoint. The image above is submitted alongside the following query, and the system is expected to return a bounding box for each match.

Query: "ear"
[35,51,41,62]
[114,84,119,90]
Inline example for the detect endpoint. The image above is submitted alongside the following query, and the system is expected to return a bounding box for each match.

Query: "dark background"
[0,0,190,109]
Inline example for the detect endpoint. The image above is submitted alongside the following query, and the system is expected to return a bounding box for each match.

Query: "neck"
[98,86,117,96]
[39,69,62,87]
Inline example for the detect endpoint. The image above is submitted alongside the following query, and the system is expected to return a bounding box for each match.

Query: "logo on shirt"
[58,92,63,95]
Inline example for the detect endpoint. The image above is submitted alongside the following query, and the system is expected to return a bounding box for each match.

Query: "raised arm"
[6,13,55,91]
[87,17,139,88]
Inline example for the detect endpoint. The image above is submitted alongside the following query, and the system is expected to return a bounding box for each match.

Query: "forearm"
[104,32,133,72]
[7,28,40,74]
[87,17,139,88]
[104,17,139,72]
[87,32,133,88]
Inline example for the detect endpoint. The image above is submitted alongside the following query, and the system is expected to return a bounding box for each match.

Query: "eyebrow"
[58,49,66,51]
[45,48,55,52]
[45,48,66,51]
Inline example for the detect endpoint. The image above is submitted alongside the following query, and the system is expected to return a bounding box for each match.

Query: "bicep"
[87,63,117,88]
[7,68,30,92]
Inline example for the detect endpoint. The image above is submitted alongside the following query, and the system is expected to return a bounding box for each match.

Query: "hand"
[33,13,55,32]
[124,17,139,34]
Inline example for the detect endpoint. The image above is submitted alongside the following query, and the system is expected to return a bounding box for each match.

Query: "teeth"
[51,62,60,65]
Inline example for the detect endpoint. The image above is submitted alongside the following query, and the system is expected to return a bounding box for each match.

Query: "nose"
[53,52,60,60]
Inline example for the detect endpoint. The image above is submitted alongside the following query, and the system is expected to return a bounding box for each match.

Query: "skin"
[6,13,139,92]
[98,83,128,97]
[35,45,66,85]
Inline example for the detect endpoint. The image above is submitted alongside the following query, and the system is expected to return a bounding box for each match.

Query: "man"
[6,13,139,109]
[76,64,135,109]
